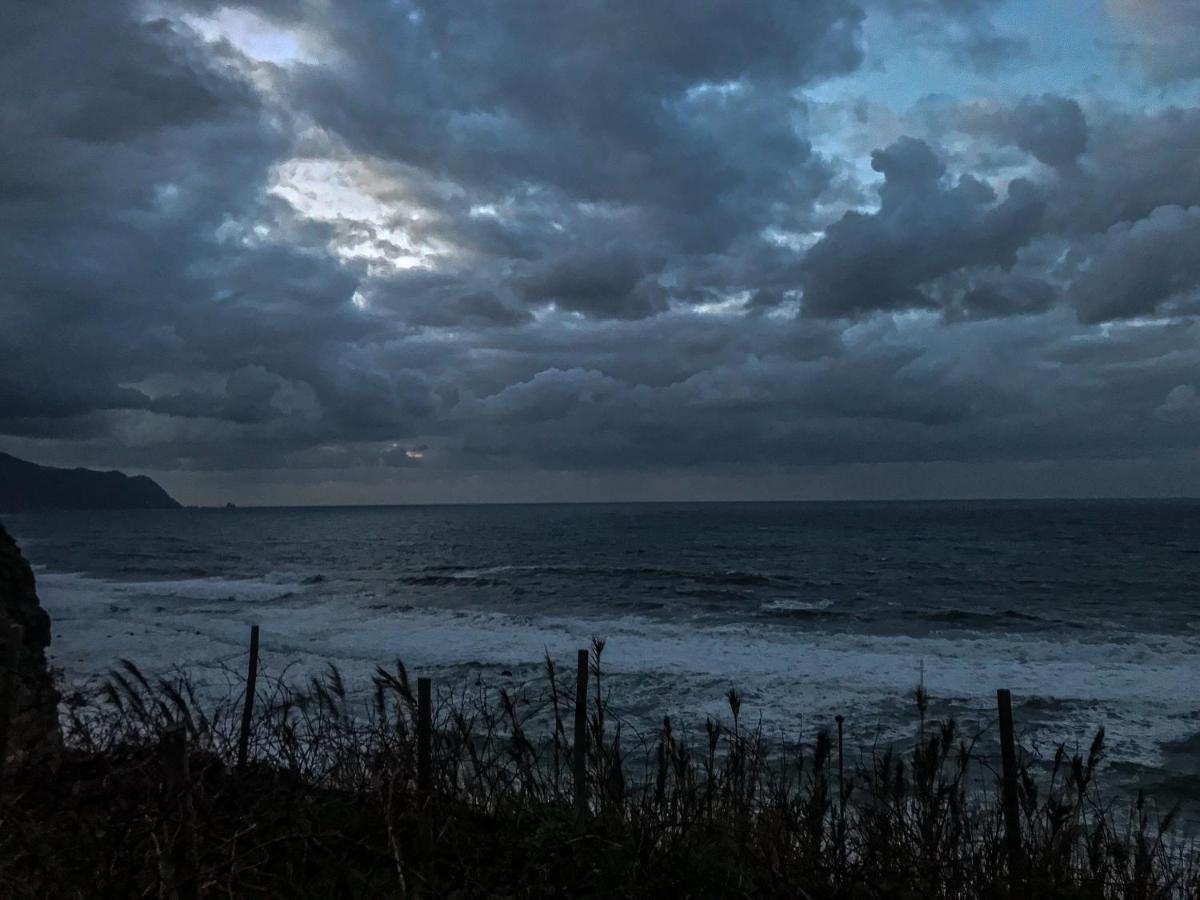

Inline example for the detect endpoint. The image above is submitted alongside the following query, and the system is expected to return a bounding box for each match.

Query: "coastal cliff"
[0,451,180,512]
[0,524,60,762]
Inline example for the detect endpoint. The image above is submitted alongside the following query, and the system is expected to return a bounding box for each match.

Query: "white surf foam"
[34,569,1200,770]
[760,599,835,612]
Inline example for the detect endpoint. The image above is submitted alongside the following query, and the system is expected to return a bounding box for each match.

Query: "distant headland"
[0,451,180,512]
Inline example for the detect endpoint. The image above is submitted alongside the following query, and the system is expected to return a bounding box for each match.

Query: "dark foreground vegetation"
[1,639,1197,899]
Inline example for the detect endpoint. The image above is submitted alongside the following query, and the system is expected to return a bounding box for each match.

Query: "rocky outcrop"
[0,451,180,512]
[0,524,60,763]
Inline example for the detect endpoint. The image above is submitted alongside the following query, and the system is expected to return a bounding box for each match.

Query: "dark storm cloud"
[892,98,1200,326]
[1,6,286,423]
[281,1,860,263]
[0,2,422,457]
[800,138,1043,317]
[1049,106,1200,233]
[419,291,532,330]
[437,312,1200,472]
[518,249,666,320]
[3,0,1200,499]
[959,95,1089,169]
[936,102,1200,325]
[1066,205,1200,323]
[1007,96,1089,168]
[942,275,1057,321]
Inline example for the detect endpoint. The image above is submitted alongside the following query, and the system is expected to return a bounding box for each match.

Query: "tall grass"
[1,640,1196,898]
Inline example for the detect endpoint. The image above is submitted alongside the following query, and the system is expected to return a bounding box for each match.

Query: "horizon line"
[172,495,1200,510]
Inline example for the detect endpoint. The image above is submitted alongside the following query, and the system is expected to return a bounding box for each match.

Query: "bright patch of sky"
[174,4,324,66]
[269,156,454,273]
[811,1,1189,132]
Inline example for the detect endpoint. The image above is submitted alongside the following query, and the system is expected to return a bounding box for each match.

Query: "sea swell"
[30,566,1200,784]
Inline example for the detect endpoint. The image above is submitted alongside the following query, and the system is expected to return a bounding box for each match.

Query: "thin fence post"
[835,714,846,811]
[835,713,848,877]
[573,648,590,819]
[417,677,432,798]
[997,688,1024,894]
[0,624,23,784]
[161,725,199,900]
[236,624,260,772]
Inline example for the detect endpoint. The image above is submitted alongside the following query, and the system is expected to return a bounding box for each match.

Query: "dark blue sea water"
[6,500,1200,804]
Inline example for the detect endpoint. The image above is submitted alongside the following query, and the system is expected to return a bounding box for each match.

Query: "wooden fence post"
[835,709,849,871]
[417,676,432,798]
[0,624,23,783]
[573,648,590,818]
[236,624,259,772]
[835,714,846,812]
[997,688,1024,893]
[161,725,199,900]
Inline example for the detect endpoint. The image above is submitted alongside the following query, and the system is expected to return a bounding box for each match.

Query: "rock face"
[0,523,60,762]
[0,451,181,512]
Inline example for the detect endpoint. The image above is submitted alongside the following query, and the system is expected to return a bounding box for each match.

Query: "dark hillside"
[0,452,180,511]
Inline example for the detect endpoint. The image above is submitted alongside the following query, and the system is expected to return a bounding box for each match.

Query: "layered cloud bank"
[3,0,1199,502]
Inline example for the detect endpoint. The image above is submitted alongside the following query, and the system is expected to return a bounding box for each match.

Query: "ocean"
[6,500,1200,809]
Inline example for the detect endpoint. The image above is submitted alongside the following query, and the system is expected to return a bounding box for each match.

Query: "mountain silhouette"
[0,451,181,511]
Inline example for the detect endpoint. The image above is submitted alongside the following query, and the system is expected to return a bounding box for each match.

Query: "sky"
[2,0,1200,505]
